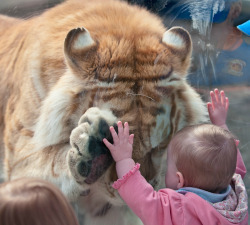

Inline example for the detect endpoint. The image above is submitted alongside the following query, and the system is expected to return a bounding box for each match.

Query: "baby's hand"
[103,121,134,163]
[207,89,229,129]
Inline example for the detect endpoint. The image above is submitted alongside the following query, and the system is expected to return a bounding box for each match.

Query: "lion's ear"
[162,26,192,62]
[64,27,97,70]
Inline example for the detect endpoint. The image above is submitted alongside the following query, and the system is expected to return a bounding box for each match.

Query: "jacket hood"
[211,173,248,223]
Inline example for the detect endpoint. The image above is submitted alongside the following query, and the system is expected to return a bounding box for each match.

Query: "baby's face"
[165,146,179,190]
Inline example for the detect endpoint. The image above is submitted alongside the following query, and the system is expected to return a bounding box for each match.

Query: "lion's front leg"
[68,107,118,185]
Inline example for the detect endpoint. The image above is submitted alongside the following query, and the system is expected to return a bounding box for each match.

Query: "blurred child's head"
[165,124,237,193]
[0,178,79,225]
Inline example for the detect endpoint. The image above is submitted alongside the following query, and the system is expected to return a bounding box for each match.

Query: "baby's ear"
[176,171,185,189]
[162,26,192,62]
[64,27,98,71]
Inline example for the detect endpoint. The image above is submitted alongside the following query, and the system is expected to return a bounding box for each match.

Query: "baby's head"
[0,178,79,225]
[166,124,237,193]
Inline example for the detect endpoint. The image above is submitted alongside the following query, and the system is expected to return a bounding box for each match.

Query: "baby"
[103,89,248,225]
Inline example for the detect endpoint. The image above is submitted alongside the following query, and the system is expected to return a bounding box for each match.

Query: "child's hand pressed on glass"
[207,88,229,127]
[103,121,134,163]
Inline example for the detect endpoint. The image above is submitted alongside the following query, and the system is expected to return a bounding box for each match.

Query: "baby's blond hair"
[169,124,237,192]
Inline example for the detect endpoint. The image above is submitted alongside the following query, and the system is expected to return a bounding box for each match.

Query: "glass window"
[0,0,249,224]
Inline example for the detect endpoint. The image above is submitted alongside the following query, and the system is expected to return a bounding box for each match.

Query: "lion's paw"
[68,107,117,185]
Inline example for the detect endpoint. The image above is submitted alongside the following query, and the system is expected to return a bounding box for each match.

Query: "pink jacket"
[113,148,248,225]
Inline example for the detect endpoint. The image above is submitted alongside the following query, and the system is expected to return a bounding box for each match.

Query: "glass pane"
[0,0,249,224]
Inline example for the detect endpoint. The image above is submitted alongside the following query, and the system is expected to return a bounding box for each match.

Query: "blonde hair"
[169,124,237,192]
[0,178,79,225]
